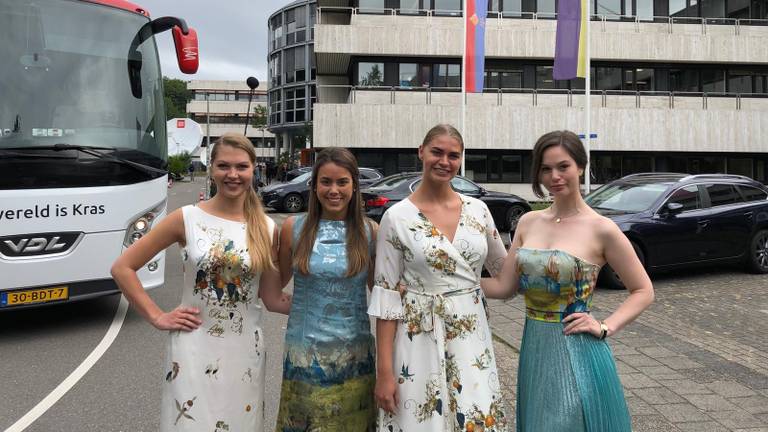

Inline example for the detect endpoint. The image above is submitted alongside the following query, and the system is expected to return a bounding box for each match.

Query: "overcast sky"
[137,0,289,82]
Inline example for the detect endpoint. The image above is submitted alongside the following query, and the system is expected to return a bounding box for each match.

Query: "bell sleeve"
[367,209,405,321]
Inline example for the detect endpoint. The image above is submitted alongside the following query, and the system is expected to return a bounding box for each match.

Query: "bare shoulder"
[591,212,624,241]
[517,208,545,227]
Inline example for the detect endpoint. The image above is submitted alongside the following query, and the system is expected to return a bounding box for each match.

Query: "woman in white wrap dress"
[369,124,508,432]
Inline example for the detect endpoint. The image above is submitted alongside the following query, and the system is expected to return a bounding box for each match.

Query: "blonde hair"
[209,133,275,272]
[294,148,372,276]
[421,123,465,149]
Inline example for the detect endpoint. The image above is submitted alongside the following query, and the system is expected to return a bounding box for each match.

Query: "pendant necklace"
[552,207,581,223]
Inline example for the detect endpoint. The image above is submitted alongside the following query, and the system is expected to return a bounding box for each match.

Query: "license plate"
[1,286,69,307]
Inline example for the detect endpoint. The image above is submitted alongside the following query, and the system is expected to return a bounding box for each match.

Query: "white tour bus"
[0,0,198,309]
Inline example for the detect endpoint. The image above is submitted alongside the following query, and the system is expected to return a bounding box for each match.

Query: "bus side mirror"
[173,27,199,74]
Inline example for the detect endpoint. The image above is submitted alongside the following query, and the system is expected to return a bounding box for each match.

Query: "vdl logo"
[0,232,82,259]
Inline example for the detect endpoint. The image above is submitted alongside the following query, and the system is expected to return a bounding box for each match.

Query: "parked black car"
[260,168,385,213]
[284,167,312,181]
[361,172,531,232]
[584,173,768,289]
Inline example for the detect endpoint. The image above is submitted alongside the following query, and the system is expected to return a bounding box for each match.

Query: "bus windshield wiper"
[3,144,166,176]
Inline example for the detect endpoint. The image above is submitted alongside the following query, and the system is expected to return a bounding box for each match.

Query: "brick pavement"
[489,267,768,432]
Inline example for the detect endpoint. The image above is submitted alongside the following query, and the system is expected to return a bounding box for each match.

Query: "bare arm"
[110,208,202,331]
[599,221,654,336]
[563,219,654,337]
[260,226,292,314]
[481,212,531,299]
[278,216,295,288]
[374,318,399,413]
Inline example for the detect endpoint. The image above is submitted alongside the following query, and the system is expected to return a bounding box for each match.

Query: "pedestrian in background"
[482,130,654,432]
[275,148,378,431]
[370,124,508,431]
[111,133,291,431]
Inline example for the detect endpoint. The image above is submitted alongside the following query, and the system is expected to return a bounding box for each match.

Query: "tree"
[360,64,383,86]
[163,77,192,120]
[252,105,268,129]
[168,151,191,178]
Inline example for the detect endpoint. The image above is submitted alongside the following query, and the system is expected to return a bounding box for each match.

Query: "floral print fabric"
[368,195,508,432]
[159,205,273,431]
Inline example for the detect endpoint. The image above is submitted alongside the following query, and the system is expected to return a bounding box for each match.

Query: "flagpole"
[461,0,467,177]
[584,0,592,195]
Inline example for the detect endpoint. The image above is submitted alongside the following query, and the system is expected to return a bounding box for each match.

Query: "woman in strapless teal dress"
[482,130,655,432]
[275,148,377,431]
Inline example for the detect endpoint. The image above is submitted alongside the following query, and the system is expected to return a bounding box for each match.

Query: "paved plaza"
[488,268,768,432]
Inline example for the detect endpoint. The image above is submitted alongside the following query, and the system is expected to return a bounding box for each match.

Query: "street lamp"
[243,76,259,135]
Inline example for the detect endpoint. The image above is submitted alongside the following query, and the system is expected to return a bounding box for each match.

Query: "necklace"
[551,207,581,223]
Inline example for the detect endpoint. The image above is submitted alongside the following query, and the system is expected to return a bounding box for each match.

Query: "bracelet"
[599,321,609,340]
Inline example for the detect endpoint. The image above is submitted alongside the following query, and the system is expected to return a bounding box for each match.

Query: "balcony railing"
[317,6,768,34]
[316,85,768,110]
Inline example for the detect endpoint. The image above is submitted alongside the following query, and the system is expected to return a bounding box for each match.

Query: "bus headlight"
[124,199,167,247]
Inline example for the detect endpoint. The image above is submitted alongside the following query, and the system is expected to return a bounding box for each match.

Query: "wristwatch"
[599,321,609,340]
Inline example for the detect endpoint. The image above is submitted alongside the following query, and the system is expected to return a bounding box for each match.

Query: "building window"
[433,64,461,88]
[285,46,306,84]
[596,0,623,16]
[592,67,623,91]
[269,90,281,124]
[689,156,725,173]
[466,154,488,182]
[502,155,522,182]
[728,158,753,177]
[284,87,306,123]
[702,69,726,92]
[670,69,700,92]
[433,0,462,15]
[537,0,556,15]
[271,15,283,50]
[486,69,523,89]
[593,154,622,184]
[359,62,385,86]
[489,0,523,14]
[399,63,419,87]
[701,0,726,17]
[270,54,281,87]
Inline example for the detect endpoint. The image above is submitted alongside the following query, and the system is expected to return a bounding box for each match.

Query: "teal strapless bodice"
[517,248,601,323]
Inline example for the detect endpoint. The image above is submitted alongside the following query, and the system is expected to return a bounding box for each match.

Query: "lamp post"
[244,76,259,135]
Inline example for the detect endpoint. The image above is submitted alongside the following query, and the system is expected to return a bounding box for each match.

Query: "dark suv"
[585,173,768,289]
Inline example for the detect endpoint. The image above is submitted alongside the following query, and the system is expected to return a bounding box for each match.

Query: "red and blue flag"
[465,0,487,93]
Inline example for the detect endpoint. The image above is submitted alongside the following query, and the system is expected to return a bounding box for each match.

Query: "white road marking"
[5,295,129,432]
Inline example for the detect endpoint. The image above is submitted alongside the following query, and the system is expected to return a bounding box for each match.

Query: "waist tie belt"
[403,284,481,429]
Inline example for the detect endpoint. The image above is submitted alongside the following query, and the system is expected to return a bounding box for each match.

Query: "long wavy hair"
[209,133,275,273]
[293,148,372,276]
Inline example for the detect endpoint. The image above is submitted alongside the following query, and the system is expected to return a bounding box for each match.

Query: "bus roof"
[81,0,150,17]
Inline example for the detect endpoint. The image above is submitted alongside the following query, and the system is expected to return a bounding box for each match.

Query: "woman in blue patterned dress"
[275,148,377,431]
[482,130,655,432]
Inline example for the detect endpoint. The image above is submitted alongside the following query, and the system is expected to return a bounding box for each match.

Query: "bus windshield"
[0,0,167,188]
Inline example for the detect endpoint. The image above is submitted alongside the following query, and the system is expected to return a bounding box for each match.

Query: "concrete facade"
[310,4,768,199]
[186,80,276,160]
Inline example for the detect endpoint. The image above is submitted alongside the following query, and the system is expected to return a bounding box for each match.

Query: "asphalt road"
[0,179,290,432]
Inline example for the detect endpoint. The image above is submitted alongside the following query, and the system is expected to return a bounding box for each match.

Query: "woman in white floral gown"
[368,124,509,432]
[112,133,291,431]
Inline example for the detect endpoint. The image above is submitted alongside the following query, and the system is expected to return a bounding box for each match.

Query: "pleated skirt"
[516,318,631,432]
